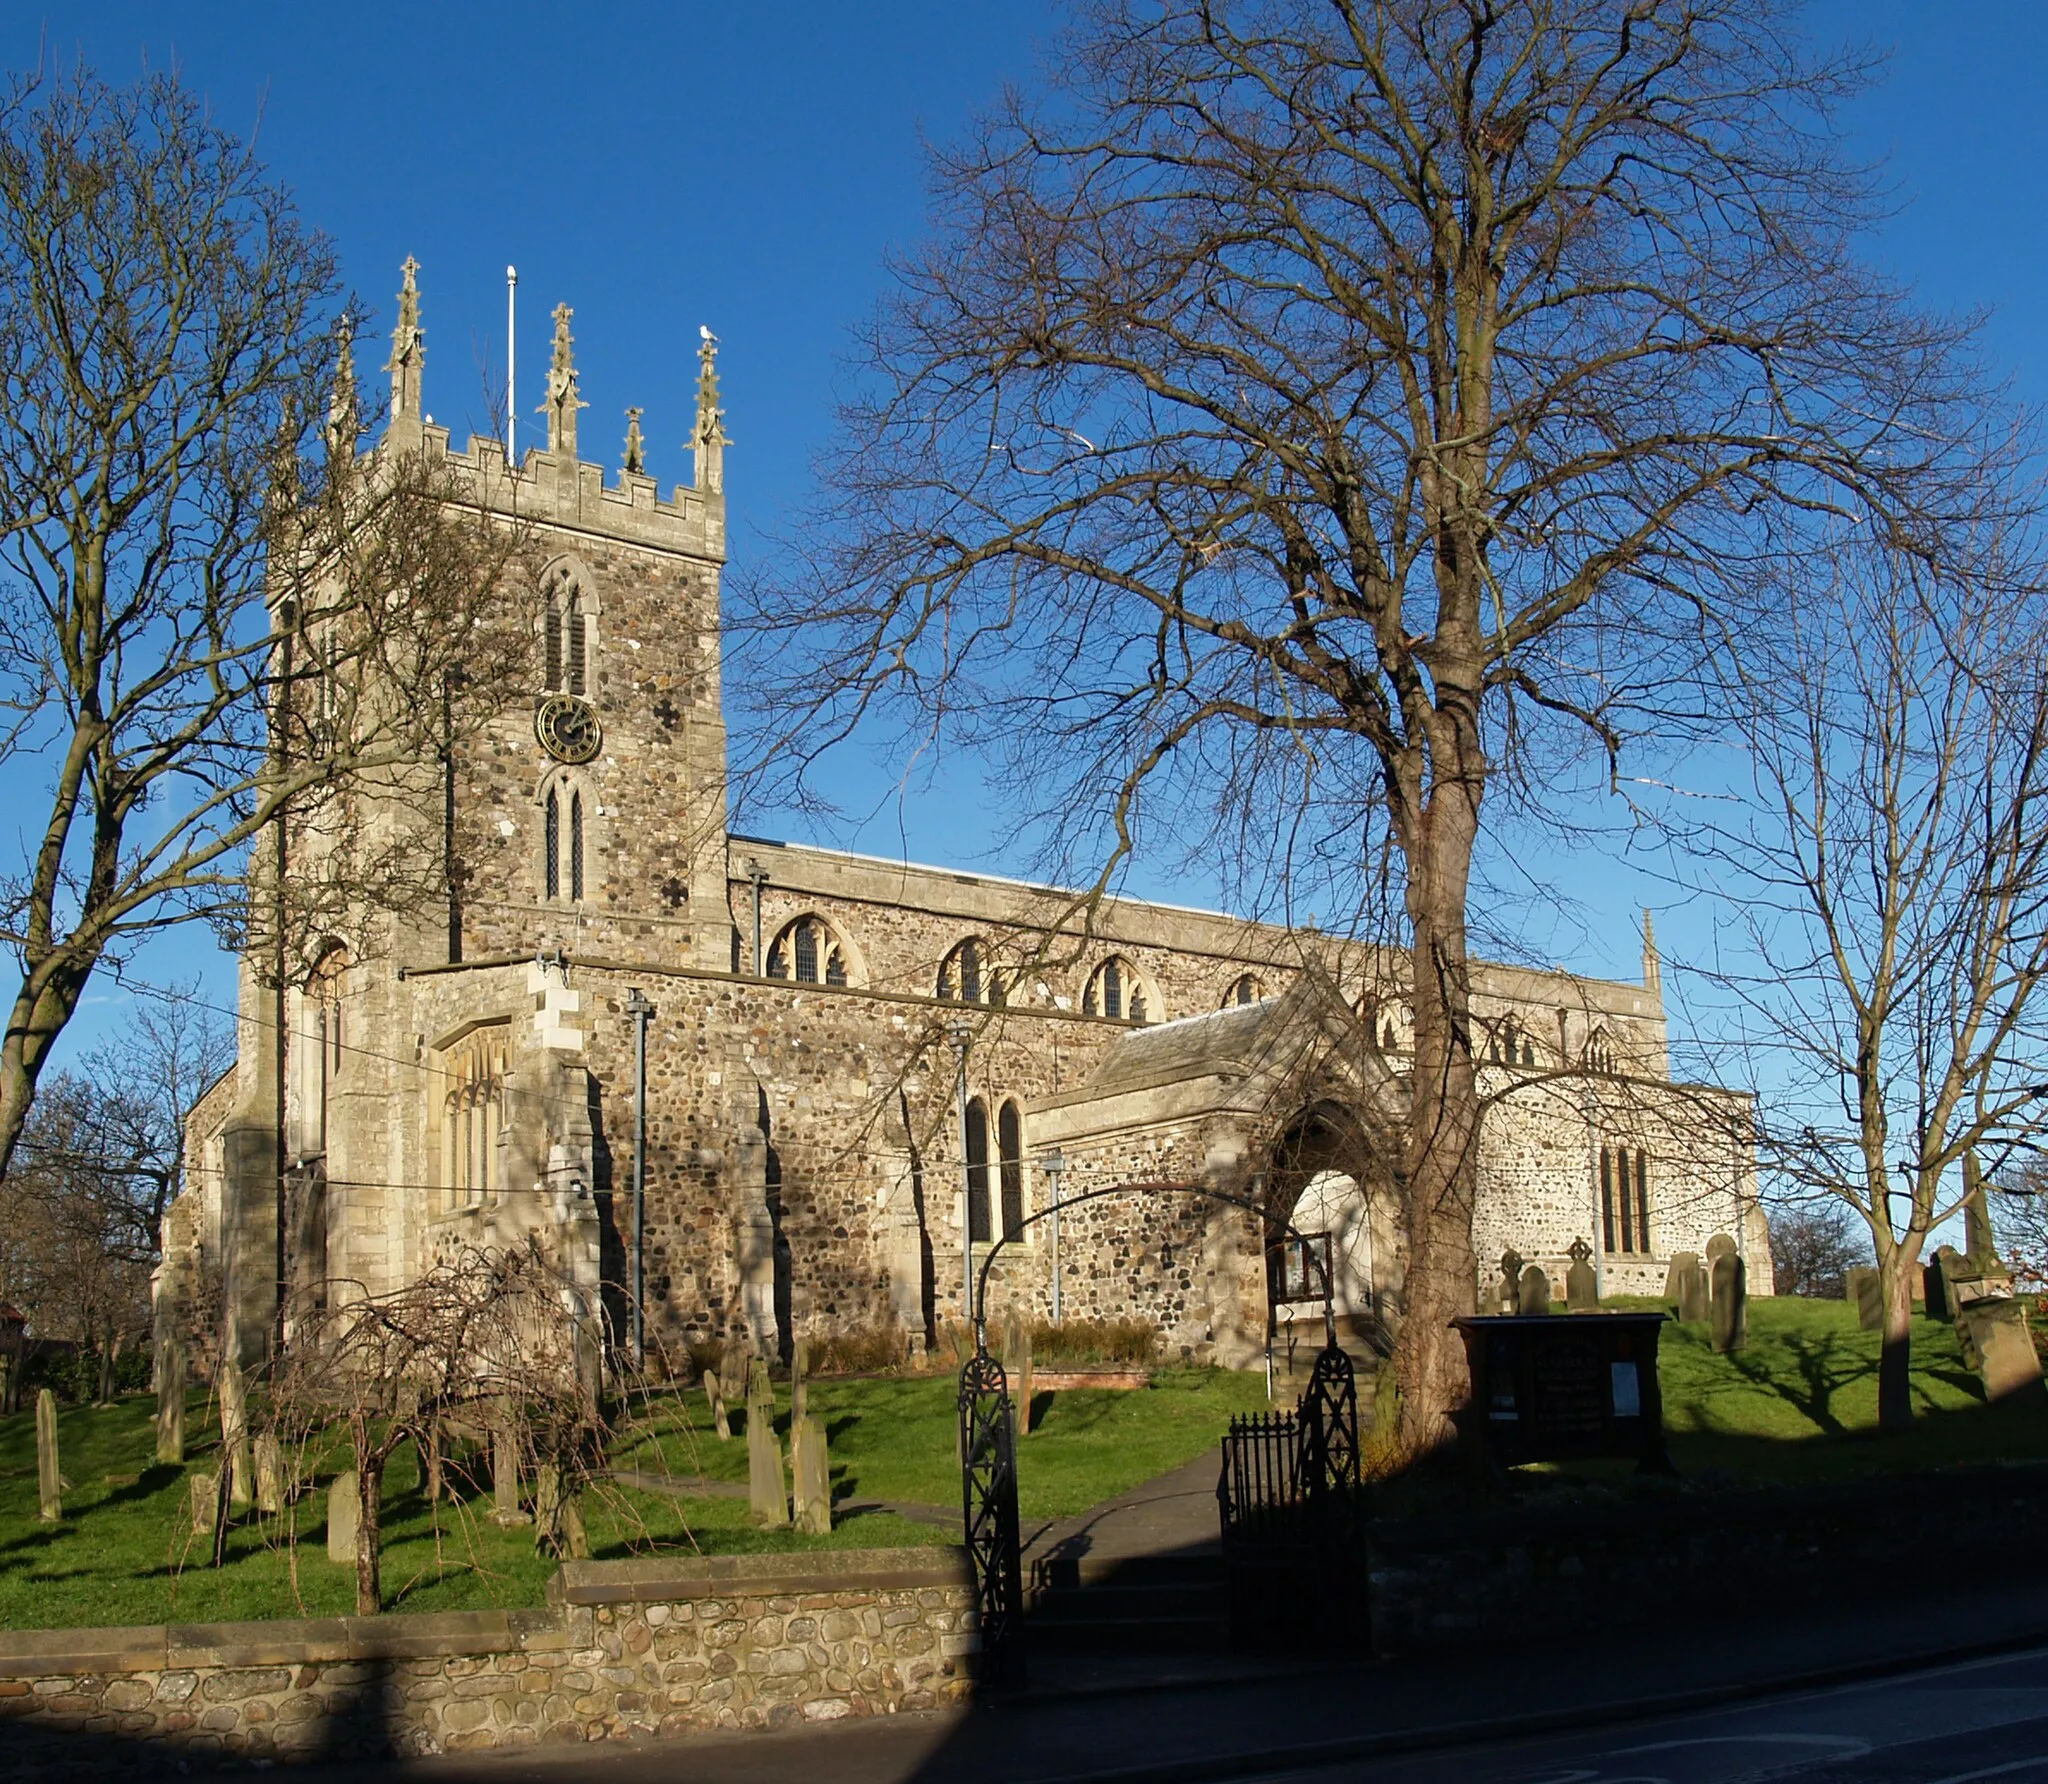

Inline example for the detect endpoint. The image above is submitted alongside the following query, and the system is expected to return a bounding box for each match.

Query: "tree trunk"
[355,1455,383,1617]
[1394,742,1486,1453]
[1877,1238,1919,1432]
[0,960,96,1182]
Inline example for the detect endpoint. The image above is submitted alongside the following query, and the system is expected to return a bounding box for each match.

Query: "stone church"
[167,263,1772,1377]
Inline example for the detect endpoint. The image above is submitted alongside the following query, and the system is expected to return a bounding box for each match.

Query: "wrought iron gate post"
[958,1347,1025,1688]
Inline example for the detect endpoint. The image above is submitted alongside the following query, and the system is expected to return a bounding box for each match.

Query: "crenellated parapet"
[379,257,728,563]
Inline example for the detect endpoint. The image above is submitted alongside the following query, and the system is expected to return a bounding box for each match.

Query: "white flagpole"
[506,265,518,464]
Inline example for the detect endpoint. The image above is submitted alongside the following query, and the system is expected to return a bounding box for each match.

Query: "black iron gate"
[958,1348,1026,1687]
[1216,1342,1368,1648]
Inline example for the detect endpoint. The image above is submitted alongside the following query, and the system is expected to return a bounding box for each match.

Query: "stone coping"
[0,1546,970,1676]
[551,1543,970,1605]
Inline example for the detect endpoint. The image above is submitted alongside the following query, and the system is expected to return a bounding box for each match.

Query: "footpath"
[293,1446,2048,1784]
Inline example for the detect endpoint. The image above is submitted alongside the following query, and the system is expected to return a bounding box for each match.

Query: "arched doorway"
[1262,1103,1396,1373]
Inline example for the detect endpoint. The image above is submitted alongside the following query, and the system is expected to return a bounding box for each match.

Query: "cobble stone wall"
[0,1548,974,1773]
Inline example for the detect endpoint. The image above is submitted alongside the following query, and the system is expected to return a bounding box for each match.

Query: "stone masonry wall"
[0,1548,974,1774]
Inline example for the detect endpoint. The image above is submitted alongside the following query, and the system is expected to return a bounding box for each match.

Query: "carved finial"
[386,257,424,422]
[1642,908,1661,995]
[692,325,730,495]
[538,302,585,457]
[325,316,359,462]
[623,406,645,477]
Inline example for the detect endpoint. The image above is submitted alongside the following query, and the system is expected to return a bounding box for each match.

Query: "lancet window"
[1224,973,1264,1008]
[998,1099,1025,1244]
[541,777,587,903]
[766,914,849,986]
[1489,1014,1537,1067]
[1601,1145,1652,1256]
[1585,1029,1619,1074]
[542,564,593,696]
[965,1096,992,1243]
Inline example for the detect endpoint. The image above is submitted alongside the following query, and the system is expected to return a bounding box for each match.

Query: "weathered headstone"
[793,1413,831,1535]
[790,1338,809,1426]
[35,1387,60,1521]
[1705,1232,1738,1264]
[189,1471,217,1536]
[1846,1265,1882,1331]
[534,1462,563,1551]
[702,1367,731,1440]
[491,1419,530,1526]
[155,1337,187,1465]
[1710,1250,1747,1353]
[560,1492,590,1559]
[1517,1262,1551,1316]
[326,1473,360,1564]
[1961,1299,2045,1403]
[219,1357,254,1507]
[1925,1247,1961,1321]
[254,1432,284,1514]
[1565,1237,1598,1313]
[746,1357,788,1526]
[1677,1257,1710,1325]
[1662,1253,1699,1300]
[1497,1249,1525,1316]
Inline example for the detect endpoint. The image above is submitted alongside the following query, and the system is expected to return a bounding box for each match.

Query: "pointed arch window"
[1490,1014,1536,1067]
[1601,1146,1652,1255]
[569,790,585,900]
[541,564,593,696]
[544,789,560,899]
[1224,973,1263,1008]
[542,778,586,904]
[939,937,1006,1005]
[1084,956,1154,1023]
[766,914,850,987]
[438,1025,508,1210]
[998,1099,1025,1243]
[1586,1030,1619,1074]
[965,1096,992,1243]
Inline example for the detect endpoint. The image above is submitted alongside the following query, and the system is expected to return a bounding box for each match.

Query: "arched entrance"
[1262,1102,1397,1373]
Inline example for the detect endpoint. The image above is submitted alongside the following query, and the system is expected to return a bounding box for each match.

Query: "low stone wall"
[0,1546,975,1770]
[1367,1462,2048,1656]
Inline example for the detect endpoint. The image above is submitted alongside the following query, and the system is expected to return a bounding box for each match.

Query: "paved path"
[1021,1447,1222,1578]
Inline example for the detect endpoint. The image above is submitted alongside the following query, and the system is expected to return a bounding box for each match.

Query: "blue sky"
[11,0,2048,1065]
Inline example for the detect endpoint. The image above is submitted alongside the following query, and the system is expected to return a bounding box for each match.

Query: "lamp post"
[1038,1149,1066,1323]
[624,988,654,1371]
[946,1018,974,1327]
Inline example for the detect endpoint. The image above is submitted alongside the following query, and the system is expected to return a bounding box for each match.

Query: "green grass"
[1548,1293,2048,1488]
[0,1366,1268,1630]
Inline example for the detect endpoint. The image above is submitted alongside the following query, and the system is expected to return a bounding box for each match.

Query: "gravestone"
[1846,1266,1882,1331]
[1565,1238,1598,1313]
[326,1473,359,1564]
[1677,1258,1709,1325]
[746,1357,788,1527]
[560,1491,590,1559]
[155,1337,186,1465]
[1710,1250,1747,1353]
[1002,1307,1034,1435]
[490,1420,530,1527]
[534,1462,563,1551]
[1497,1250,1525,1316]
[189,1471,217,1536]
[793,1413,831,1535]
[1705,1232,1738,1265]
[254,1433,284,1514]
[1960,1299,2045,1403]
[1925,1247,1963,1321]
[702,1367,731,1440]
[1517,1262,1551,1316]
[791,1338,809,1426]
[35,1387,60,1521]
[1662,1253,1698,1300]
[219,1357,254,1507]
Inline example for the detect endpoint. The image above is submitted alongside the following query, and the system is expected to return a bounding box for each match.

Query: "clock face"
[535,694,601,764]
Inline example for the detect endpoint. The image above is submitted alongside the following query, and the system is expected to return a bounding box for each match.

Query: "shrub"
[1028,1318,1159,1368]
[807,1325,908,1376]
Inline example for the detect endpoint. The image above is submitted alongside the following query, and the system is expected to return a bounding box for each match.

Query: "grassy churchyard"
[0,1366,1267,1630]
[2,1298,2044,1631]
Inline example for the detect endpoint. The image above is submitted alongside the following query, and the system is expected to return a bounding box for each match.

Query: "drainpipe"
[744,857,768,975]
[1039,1149,1066,1323]
[624,987,654,1371]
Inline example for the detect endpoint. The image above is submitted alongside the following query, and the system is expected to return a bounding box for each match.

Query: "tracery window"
[765,914,850,987]
[1224,973,1263,1008]
[1585,1029,1619,1074]
[440,1025,509,1208]
[1083,956,1152,1023]
[938,937,1006,1005]
[998,1099,1025,1243]
[1601,1146,1652,1255]
[541,563,592,696]
[1489,1014,1537,1067]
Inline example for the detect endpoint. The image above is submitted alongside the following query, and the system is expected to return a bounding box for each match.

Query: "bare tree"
[1767,1199,1868,1299]
[265,1240,600,1616]
[735,0,1980,1442]
[0,62,530,1190]
[1668,516,2048,1426]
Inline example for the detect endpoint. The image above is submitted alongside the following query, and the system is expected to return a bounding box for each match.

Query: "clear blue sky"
[11,0,2048,1059]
